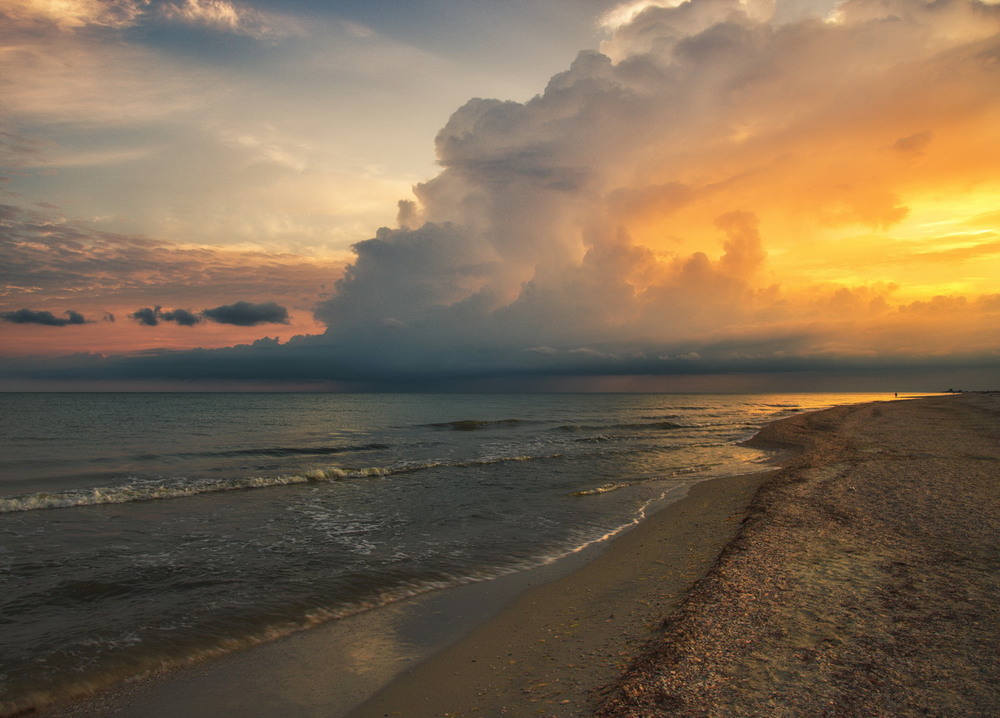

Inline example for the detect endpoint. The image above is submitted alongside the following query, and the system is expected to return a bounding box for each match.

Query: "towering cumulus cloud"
[311,0,1000,384]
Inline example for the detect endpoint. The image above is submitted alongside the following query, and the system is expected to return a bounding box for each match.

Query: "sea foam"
[0,452,562,513]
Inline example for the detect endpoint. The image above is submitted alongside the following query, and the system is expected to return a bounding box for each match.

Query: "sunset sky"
[1,0,998,391]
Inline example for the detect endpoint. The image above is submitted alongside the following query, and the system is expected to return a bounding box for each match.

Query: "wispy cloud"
[0,0,298,37]
[0,0,149,29]
[159,0,302,39]
[0,203,342,304]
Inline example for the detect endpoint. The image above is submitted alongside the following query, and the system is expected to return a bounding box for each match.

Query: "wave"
[4,444,392,470]
[570,481,638,496]
[569,460,742,497]
[0,453,562,514]
[423,418,531,431]
[207,443,390,458]
[556,420,685,433]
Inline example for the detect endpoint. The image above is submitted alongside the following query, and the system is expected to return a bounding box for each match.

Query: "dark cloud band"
[1,309,87,327]
[129,302,289,327]
[202,301,290,327]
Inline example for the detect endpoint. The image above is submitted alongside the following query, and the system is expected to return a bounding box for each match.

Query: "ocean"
[0,392,895,714]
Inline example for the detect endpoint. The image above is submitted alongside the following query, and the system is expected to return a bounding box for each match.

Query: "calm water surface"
[0,392,897,714]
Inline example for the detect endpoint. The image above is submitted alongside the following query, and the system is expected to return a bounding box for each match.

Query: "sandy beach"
[596,392,1000,717]
[356,393,1000,717]
[43,392,1000,717]
[348,471,768,718]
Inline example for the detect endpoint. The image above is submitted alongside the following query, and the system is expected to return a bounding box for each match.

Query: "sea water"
[0,392,894,714]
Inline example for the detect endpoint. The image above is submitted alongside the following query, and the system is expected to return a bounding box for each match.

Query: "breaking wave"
[0,453,562,514]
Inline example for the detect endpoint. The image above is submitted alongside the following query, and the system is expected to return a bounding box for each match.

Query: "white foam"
[0,453,563,513]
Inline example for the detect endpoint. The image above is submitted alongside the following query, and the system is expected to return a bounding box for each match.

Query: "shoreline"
[43,467,775,717]
[40,392,991,717]
[348,470,772,718]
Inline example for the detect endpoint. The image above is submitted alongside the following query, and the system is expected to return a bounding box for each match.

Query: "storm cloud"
[307,0,1000,383]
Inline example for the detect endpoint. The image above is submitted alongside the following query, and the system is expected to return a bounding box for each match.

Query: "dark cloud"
[0,331,996,393]
[129,302,288,327]
[202,301,289,326]
[130,306,202,327]
[162,308,203,326]
[131,307,162,326]
[1,309,88,326]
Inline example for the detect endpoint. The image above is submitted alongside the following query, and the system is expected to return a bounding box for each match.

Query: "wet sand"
[348,471,769,718]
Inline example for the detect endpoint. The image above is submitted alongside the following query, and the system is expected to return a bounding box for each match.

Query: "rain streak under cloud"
[1,0,999,390]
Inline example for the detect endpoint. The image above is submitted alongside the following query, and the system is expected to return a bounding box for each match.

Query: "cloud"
[0,0,463,259]
[162,308,202,326]
[159,0,301,39]
[0,0,148,29]
[202,301,289,326]
[129,302,288,327]
[1,308,87,326]
[0,204,340,315]
[305,0,1000,381]
[0,0,296,37]
[0,202,334,356]
[3,0,1000,389]
[131,307,162,327]
[129,306,203,327]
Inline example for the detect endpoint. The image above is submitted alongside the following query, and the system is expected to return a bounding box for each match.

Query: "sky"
[1,0,998,391]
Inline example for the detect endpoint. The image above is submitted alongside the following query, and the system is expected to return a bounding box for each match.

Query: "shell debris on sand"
[594,393,1000,718]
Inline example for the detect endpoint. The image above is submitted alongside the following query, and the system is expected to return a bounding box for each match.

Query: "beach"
[346,393,1000,716]
[32,392,1000,716]
[596,392,1000,717]
[47,451,770,718]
